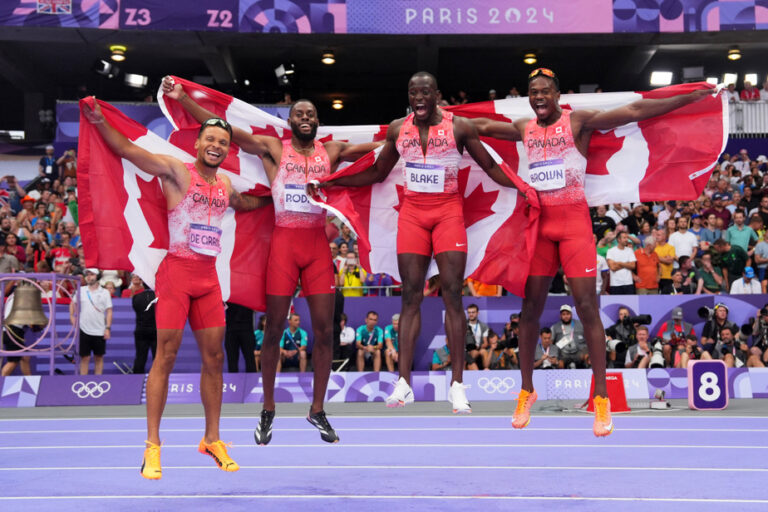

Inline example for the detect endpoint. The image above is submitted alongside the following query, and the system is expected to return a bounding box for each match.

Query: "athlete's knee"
[200,348,224,372]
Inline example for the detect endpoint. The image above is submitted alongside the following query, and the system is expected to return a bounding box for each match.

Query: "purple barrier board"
[36,374,145,406]
[158,373,246,405]
[0,376,40,408]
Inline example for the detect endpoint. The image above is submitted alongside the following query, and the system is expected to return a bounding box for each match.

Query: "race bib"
[189,223,222,256]
[284,184,322,214]
[528,159,566,191]
[405,162,445,193]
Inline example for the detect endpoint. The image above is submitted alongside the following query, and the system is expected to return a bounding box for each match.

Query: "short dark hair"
[719,324,734,335]
[409,71,438,89]
[288,99,316,118]
[540,327,552,335]
[467,304,479,312]
[366,310,378,318]
[198,117,232,139]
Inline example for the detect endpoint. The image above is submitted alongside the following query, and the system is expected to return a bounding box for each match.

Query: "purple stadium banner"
[0,376,40,407]
[160,373,247,404]
[36,374,145,406]
[2,1,767,34]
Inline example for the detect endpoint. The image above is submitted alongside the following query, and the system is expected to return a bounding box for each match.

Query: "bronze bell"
[4,282,48,327]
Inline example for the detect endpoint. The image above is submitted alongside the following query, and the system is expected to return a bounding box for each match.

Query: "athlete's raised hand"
[81,98,105,124]
[161,76,184,100]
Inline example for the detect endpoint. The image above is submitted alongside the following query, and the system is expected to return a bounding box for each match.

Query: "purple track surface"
[0,414,766,511]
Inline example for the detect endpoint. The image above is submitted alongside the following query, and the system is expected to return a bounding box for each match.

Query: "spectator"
[595,237,610,295]
[329,241,339,263]
[551,305,587,368]
[677,333,712,368]
[431,342,477,371]
[1,290,30,377]
[334,241,348,270]
[224,302,257,373]
[482,330,513,370]
[533,327,562,370]
[488,89,497,101]
[606,203,631,224]
[254,315,266,372]
[713,238,749,288]
[760,81,768,101]
[621,203,655,235]
[696,252,725,294]
[338,312,356,364]
[592,205,616,238]
[364,272,393,296]
[279,313,308,373]
[633,236,659,294]
[714,325,763,367]
[654,229,676,292]
[624,325,651,368]
[604,306,637,367]
[466,278,501,297]
[700,303,738,356]
[505,87,520,98]
[70,268,112,375]
[384,313,400,372]
[668,216,698,258]
[753,235,768,280]
[356,310,383,371]
[39,145,58,181]
[700,212,722,254]
[703,193,732,228]
[606,231,636,294]
[465,304,489,367]
[56,148,77,180]
[725,210,758,252]
[103,281,118,298]
[121,273,145,298]
[502,313,520,354]
[3,233,25,264]
[670,260,697,295]
[656,201,680,229]
[750,195,768,229]
[656,306,695,365]
[131,284,156,374]
[740,81,760,101]
[338,251,366,297]
[725,83,739,103]
[749,214,764,243]
[730,266,761,294]
[424,275,440,296]
[333,223,355,249]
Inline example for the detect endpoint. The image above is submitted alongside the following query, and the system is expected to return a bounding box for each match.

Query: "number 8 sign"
[687,360,728,410]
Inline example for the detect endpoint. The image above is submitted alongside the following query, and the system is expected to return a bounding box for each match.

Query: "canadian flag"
[77,97,274,311]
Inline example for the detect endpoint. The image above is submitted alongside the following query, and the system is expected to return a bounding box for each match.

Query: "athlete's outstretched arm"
[319,123,401,188]
[333,141,385,163]
[81,99,185,182]
[220,175,272,211]
[580,88,714,131]
[162,77,279,158]
[458,117,526,193]
[471,117,526,142]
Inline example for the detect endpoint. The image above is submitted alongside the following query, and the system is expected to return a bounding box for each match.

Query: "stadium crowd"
[2,137,768,376]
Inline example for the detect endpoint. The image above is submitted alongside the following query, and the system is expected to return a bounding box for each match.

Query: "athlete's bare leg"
[79,355,90,375]
[569,277,607,397]
[518,275,554,393]
[262,294,292,412]
[93,354,104,375]
[146,329,184,445]
[434,251,468,384]
[306,293,334,414]
[195,326,226,443]
[396,253,431,385]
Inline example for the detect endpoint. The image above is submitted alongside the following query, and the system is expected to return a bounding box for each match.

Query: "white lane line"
[0,414,766,422]
[1,443,765,450]
[0,465,765,473]
[2,427,767,434]
[1,494,767,504]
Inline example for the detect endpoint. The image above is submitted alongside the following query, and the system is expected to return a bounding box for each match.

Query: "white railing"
[728,102,768,136]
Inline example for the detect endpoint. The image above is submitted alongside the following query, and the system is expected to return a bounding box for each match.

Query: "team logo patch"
[555,126,563,134]
[315,156,323,162]
[437,130,445,136]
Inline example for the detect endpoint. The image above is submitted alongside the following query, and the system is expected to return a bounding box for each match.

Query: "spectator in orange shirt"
[466,278,502,297]
[634,237,660,294]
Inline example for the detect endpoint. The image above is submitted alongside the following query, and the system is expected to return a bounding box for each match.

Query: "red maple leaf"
[586,129,625,176]
[458,165,499,228]
[251,125,292,140]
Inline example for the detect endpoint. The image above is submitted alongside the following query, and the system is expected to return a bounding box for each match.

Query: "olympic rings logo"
[477,377,516,394]
[71,381,111,399]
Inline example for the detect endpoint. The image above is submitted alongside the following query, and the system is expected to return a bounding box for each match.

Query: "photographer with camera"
[677,333,712,368]
[624,326,652,368]
[501,313,520,369]
[552,305,588,368]
[465,304,489,369]
[713,325,764,368]
[700,303,738,357]
[748,306,768,365]
[338,250,366,298]
[605,307,650,368]
[482,330,514,370]
[533,328,562,370]
[656,307,696,366]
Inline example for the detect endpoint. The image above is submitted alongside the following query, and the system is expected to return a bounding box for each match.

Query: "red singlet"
[395,110,466,256]
[267,141,335,296]
[156,163,228,330]
[523,110,596,278]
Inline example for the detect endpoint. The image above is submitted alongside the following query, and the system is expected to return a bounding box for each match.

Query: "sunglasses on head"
[528,68,556,80]
[203,118,230,130]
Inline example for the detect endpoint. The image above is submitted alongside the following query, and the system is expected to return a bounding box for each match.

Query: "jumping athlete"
[472,68,714,435]
[82,100,270,479]
[311,72,533,414]
[162,77,380,444]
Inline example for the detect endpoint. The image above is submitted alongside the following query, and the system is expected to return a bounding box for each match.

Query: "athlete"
[311,72,534,414]
[471,68,714,435]
[82,100,270,479]
[162,77,380,444]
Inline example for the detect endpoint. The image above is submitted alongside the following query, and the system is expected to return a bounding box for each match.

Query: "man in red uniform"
[312,72,533,414]
[472,68,714,435]
[162,78,379,444]
[82,100,270,479]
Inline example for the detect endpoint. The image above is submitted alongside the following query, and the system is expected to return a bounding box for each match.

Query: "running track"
[0,414,766,511]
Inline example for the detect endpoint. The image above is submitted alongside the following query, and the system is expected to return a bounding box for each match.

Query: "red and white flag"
[448,82,727,204]
[77,97,274,311]
[157,78,540,296]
